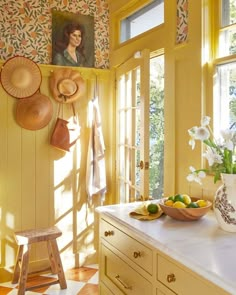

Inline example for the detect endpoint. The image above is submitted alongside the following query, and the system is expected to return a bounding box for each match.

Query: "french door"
[116,49,150,203]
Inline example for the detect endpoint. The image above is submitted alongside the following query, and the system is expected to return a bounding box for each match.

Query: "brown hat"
[49,68,85,103]
[0,56,42,99]
[16,92,53,130]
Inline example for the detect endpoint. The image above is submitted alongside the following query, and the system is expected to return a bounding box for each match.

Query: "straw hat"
[0,56,42,99]
[49,68,85,103]
[16,92,53,130]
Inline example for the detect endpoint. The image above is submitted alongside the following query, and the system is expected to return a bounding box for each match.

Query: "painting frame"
[52,10,94,68]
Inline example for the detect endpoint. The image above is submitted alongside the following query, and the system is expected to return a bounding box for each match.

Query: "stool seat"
[12,226,67,295]
[14,226,62,245]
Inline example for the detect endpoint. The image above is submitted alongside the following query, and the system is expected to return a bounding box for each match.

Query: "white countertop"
[96,202,236,295]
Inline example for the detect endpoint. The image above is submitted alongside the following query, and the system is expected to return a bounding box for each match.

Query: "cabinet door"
[101,244,153,295]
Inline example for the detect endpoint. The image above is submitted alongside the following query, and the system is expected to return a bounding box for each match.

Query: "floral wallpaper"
[0,0,109,69]
[176,0,188,44]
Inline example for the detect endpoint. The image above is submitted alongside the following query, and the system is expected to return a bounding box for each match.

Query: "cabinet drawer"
[157,255,217,295]
[101,244,153,295]
[100,218,153,275]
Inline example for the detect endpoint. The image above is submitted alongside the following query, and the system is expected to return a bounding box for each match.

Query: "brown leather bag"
[50,103,80,152]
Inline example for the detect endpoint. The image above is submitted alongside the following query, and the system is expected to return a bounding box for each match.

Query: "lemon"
[164,200,174,207]
[173,201,186,208]
[147,203,159,214]
[187,202,199,208]
[196,199,207,207]
[182,194,191,205]
[174,194,185,203]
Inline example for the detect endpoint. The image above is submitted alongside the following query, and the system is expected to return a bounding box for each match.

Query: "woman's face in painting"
[69,30,82,47]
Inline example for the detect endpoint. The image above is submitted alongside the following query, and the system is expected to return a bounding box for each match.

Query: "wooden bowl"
[159,197,212,221]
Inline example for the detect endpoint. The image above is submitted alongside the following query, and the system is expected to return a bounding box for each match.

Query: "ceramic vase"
[214,173,236,232]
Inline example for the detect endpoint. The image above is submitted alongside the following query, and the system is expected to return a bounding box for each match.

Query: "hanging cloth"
[86,79,106,200]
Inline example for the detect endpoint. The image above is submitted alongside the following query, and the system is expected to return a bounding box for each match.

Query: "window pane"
[221,0,236,27]
[219,27,236,56]
[219,0,236,57]
[214,62,236,138]
[120,0,164,43]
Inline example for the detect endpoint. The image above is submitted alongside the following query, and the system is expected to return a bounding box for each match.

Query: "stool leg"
[18,244,30,295]
[48,239,67,289]
[47,240,57,274]
[12,245,23,284]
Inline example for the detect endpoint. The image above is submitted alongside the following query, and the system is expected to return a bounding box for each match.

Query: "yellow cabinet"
[98,214,231,295]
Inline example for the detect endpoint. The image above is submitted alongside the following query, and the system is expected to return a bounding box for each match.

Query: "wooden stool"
[12,226,67,295]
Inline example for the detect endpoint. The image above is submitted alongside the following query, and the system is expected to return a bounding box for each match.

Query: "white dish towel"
[86,96,106,200]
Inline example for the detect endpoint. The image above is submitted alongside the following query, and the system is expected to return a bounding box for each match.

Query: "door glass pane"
[126,72,132,108]
[127,109,132,144]
[136,148,141,188]
[135,108,141,146]
[136,68,141,107]
[119,180,125,203]
[149,55,164,199]
[119,145,125,178]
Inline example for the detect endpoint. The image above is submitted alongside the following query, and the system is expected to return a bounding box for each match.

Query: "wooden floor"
[0,265,99,294]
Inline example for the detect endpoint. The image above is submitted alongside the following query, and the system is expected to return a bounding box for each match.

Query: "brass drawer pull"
[133,251,141,258]
[115,275,132,290]
[104,230,114,237]
[167,273,176,283]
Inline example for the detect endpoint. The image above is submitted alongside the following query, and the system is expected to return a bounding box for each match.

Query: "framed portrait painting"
[52,10,94,68]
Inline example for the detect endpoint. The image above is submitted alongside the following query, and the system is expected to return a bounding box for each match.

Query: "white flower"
[188,126,198,149]
[188,126,198,137]
[221,129,234,151]
[201,116,211,126]
[187,116,236,184]
[203,146,223,166]
[189,138,195,149]
[194,126,210,141]
[186,166,206,185]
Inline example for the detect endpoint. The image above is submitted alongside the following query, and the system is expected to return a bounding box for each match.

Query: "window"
[120,0,164,43]
[214,1,236,135]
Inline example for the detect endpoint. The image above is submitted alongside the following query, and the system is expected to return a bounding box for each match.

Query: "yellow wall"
[109,0,219,200]
[0,63,113,282]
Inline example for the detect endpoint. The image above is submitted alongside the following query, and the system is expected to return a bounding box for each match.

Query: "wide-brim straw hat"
[0,56,42,99]
[16,92,53,130]
[49,68,85,103]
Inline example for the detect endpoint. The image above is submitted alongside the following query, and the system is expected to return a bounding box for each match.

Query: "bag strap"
[71,102,76,117]
[70,102,78,124]
[56,103,64,118]
[56,102,77,121]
